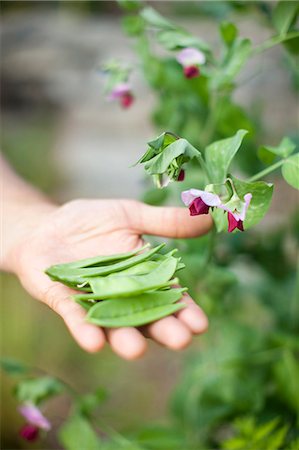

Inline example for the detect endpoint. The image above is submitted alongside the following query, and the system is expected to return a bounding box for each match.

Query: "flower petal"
[120,92,134,108]
[238,193,252,221]
[108,82,131,100]
[200,191,223,207]
[183,66,200,79]
[18,404,51,431]
[19,424,39,441]
[181,189,205,206]
[176,47,206,67]
[228,212,238,233]
[189,197,210,216]
[181,189,222,207]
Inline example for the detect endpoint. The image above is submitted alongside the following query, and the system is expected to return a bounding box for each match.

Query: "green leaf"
[211,38,252,89]
[15,376,63,404]
[0,357,28,376]
[220,22,238,46]
[282,153,299,190]
[77,387,108,418]
[205,129,248,183]
[273,349,299,415]
[144,138,200,175]
[117,0,142,11]
[272,1,299,36]
[158,30,211,54]
[122,15,144,36]
[140,7,176,30]
[142,186,169,206]
[231,176,273,229]
[258,137,296,164]
[59,414,101,450]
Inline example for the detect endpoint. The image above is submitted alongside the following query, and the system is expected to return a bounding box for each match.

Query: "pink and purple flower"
[108,82,134,109]
[176,47,206,79]
[181,189,252,232]
[18,403,51,441]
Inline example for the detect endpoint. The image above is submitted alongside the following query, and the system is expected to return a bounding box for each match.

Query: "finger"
[143,315,192,350]
[106,327,147,360]
[133,202,213,239]
[44,284,106,353]
[175,292,209,334]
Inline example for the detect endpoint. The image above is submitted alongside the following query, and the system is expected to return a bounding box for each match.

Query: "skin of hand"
[3,197,212,360]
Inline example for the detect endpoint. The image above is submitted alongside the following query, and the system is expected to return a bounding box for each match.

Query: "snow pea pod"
[75,298,96,311]
[87,257,178,298]
[73,277,179,302]
[86,289,186,327]
[46,244,165,284]
[46,243,150,272]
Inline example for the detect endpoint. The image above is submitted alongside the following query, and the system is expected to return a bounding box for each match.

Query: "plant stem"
[248,159,285,182]
[252,30,299,55]
[206,226,216,265]
[201,91,218,148]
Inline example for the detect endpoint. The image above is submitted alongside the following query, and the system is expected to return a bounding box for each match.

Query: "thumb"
[133,202,213,239]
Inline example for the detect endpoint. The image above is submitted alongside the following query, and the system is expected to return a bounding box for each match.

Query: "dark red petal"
[189,197,210,216]
[228,212,238,233]
[19,424,39,441]
[237,220,244,231]
[178,169,185,182]
[183,65,200,79]
[120,93,134,109]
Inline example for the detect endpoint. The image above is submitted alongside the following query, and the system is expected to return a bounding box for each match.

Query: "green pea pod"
[73,277,180,301]
[86,289,186,327]
[46,244,166,284]
[87,257,178,298]
[47,243,150,271]
[116,260,159,275]
[75,298,97,311]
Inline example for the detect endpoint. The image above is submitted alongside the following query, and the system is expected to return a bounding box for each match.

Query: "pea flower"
[181,189,222,215]
[18,403,51,441]
[223,193,252,232]
[108,82,134,109]
[176,47,206,79]
[181,188,252,233]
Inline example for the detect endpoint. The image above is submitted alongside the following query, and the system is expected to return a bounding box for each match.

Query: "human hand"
[7,199,212,359]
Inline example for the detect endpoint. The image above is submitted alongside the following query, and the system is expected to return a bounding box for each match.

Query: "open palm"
[14,198,212,359]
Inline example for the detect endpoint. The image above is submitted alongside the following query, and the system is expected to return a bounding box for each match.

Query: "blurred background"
[1,1,298,449]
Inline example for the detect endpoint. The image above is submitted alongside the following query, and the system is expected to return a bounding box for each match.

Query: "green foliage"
[210,37,252,90]
[117,0,142,12]
[76,387,108,418]
[205,130,248,183]
[220,22,238,47]
[140,6,176,31]
[15,376,63,404]
[59,414,101,450]
[158,30,211,54]
[258,137,296,165]
[231,176,273,229]
[272,349,299,419]
[221,417,289,450]
[0,357,28,376]
[282,154,299,190]
[272,1,299,36]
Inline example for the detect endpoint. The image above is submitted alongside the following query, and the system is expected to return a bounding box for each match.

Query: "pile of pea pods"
[45,244,187,327]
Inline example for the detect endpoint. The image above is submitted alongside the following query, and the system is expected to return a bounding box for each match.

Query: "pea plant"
[2,2,299,450]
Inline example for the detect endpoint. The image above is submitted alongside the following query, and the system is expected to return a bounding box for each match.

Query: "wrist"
[1,198,58,274]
